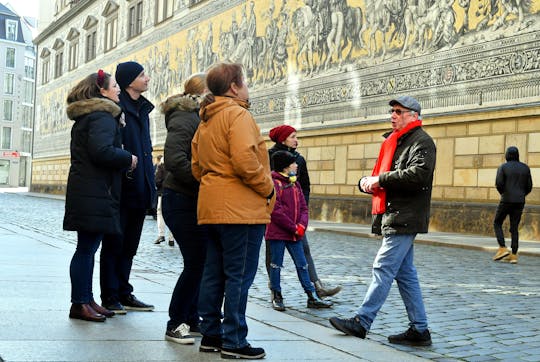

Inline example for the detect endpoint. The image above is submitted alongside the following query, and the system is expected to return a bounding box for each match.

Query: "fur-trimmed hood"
[66,97,122,120]
[160,94,201,116]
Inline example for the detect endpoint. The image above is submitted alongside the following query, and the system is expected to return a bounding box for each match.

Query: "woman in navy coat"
[63,70,136,322]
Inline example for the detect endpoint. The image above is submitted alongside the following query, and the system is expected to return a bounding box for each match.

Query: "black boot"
[315,280,342,298]
[307,291,332,309]
[272,290,286,311]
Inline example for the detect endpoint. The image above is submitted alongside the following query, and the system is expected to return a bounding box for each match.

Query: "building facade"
[0,3,36,187]
[33,0,540,238]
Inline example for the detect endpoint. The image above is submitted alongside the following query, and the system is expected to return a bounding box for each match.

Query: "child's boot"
[272,291,286,311]
[306,291,332,309]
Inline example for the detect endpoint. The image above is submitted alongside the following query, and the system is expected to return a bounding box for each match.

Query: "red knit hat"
[269,125,296,143]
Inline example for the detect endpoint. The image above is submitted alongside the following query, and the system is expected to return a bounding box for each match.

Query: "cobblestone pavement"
[3,192,540,362]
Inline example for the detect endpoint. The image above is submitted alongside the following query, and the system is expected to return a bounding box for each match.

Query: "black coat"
[373,126,436,236]
[496,147,532,203]
[118,90,156,209]
[269,143,311,204]
[63,98,132,235]
[161,94,201,197]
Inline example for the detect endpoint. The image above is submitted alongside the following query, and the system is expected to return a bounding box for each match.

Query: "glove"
[295,224,306,238]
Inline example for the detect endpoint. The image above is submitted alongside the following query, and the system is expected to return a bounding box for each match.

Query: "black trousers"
[493,202,524,254]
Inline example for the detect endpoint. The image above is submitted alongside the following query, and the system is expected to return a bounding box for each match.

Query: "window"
[85,30,97,62]
[6,48,15,68]
[21,105,33,128]
[4,74,14,94]
[104,17,118,52]
[54,50,64,78]
[22,80,33,103]
[69,41,79,70]
[21,130,32,153]
[42,58,50,84]
[155,0,174,24]
[1,127,11,149]
[128,1,143,39]
[24,57,35,78]
[6,20,18,41]
[3,100,13,121]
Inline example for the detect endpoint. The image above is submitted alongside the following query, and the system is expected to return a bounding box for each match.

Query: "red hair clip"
[97,69,105,88]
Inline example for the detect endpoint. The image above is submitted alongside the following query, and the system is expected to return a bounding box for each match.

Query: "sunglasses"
[388,109,414,115]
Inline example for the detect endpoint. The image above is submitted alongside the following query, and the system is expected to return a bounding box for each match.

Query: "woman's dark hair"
[66,71,112,104]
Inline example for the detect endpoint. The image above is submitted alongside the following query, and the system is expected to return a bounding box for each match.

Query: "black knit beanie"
[115,61,144,89]
[272,151,296,172]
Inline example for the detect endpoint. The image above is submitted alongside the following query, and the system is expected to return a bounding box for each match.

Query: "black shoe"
[120,294,154,311]
[102,301,127,315]
[154,236,165,244]
[221,344,265,359]
[271,290,286,311]
[199,335,222,353]
[388,327,432,346]
[168,239,175,246]
[307,291,332,309]
[329,316,367,339]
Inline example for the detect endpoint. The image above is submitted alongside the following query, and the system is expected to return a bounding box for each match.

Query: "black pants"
[493,202,524,254]
[100,206,146,304]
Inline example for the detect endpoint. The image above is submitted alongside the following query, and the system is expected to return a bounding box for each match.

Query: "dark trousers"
[265,234,319,284]
[162,188,208,330]
[494,202,525,254]
[198,224,265,349]
[100,206,146,304]
[70,231,103,303]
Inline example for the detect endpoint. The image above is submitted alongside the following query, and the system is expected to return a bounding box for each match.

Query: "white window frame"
[5,48,16,68]
[6,20,18,41]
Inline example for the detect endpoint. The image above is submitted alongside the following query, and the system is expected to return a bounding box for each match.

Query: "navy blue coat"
[118,90,156,209]
[63,98,132,235]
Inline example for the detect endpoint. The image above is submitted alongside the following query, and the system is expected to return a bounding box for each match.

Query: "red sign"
[2,151,19,158]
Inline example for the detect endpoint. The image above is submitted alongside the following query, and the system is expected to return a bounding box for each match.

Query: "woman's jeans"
[162,188,208,330]
[70,231,103,304]
[268,239,315,293]
[198,224,265,349]
[356,233,428,332]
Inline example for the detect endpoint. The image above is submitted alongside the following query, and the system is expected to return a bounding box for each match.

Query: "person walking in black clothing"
[492,146,533,264]
[100,61,156,314]
[154,155,174,246]
[267,125,342,299]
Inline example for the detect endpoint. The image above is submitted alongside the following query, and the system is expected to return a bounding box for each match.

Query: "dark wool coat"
[269,143,311,204]
[496,147,532,203]
[63,97,132,235]
[161,94,201,197]
[372,126,436,236]
[118,90,156,209]
[265,171,309,242]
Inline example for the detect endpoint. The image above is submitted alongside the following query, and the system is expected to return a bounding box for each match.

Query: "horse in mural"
[361,0,405,60]
[291,3,319,76]
[340,3,363,62]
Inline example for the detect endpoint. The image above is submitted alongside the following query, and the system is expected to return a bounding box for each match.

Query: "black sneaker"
[199,335,222,353]
[102,301,127,315]
[221,344,265,359]
[154,236,165,244]
[120,294,154,311]
[388,327,432,346]
[168,239,175,246]
[165,323,195,345]
[329,316,367,339]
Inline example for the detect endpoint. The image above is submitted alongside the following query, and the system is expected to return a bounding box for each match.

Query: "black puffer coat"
[373,126,436,236]
[161,94,201,197]
[63,97,132,235]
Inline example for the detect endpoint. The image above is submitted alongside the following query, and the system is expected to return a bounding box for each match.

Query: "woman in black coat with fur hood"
[63,70,136,322]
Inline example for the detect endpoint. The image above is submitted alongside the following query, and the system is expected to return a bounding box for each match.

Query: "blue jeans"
[268,239,315,293]
[70,231,103,303]
[265,234,319,283]
[198,224,265,349]
[162,188,208,330]
[356,233,428,332]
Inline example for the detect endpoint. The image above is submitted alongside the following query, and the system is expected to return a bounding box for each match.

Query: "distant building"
[0,3,36,187]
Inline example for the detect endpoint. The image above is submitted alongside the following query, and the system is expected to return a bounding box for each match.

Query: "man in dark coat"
[329,95,436,347]
[492,146,533,264]
[100,61,156,314]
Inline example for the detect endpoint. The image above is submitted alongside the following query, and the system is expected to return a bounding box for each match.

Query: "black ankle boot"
[272,290,286,311]
[306,291,332,309]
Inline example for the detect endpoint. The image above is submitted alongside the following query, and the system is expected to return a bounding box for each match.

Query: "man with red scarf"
[329,96,436,346]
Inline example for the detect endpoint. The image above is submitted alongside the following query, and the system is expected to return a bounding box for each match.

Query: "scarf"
[371,120,422,214]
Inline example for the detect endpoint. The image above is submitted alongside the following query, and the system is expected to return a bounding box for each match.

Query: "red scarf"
[371,120,422,214]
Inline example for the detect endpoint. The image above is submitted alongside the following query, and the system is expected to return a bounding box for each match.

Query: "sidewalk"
[0,222,427,362]
[310,221,540,257]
